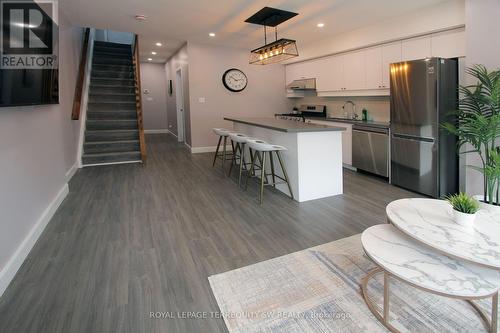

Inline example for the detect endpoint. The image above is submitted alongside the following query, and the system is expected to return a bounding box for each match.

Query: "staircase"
[82,41,142,166]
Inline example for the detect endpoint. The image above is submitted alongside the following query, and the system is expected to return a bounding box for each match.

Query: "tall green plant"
[442,65,500,205]
[484,148,500,204]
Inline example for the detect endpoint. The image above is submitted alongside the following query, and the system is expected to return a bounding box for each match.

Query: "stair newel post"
[133,34,147,162]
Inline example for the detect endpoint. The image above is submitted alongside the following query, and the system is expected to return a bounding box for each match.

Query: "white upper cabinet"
[285,29,462,97]
[285,62,301,83]
[342,50,366,90]
[431,29,465,58]
[364,42,401,90]
[401,36,432,61]
[381,42,402,88]
[364,46,383,89]
[317,51,365,92]
[316,55,344,92]
[286,61,313,83]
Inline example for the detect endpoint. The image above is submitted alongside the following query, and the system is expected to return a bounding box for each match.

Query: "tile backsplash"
[293,96,390,122]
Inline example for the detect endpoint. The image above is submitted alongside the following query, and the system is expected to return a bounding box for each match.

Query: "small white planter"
[473,195,500,214]
[453,209,477,227]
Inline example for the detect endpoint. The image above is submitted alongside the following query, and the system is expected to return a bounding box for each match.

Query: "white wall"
[289,0,465,63]
[165,45,190,143]
[464,0,500,195]
[187,42,291,148]
[0,14,83,296]
[140,63,168,131]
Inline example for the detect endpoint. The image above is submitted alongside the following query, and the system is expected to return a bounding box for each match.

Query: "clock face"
[222,68,248,92]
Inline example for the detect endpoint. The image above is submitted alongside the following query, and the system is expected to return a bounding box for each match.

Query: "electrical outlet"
[198,97,206,103]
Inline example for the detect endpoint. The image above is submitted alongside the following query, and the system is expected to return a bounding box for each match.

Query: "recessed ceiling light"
[155,42,162,47]
[209,32,216,37]
[147,58,153,61]
[317,23,325,28]
[135,14,148,21]
[151,51,157,55]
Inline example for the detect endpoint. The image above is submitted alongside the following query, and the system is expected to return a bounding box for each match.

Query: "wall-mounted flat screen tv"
[0,0,59,107]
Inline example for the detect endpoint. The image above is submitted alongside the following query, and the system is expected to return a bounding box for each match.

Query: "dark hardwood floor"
[0,134,419,333]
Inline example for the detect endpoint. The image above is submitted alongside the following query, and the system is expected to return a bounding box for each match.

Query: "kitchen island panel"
[233,122,343,202]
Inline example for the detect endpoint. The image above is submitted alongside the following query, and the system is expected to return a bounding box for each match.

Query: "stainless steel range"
[275,105,326,122]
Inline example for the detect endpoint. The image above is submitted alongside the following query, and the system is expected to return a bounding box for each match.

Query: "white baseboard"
[144,129,169,134]
[190,145,232,154]
[0,183,69,297]
[65,163,78,182]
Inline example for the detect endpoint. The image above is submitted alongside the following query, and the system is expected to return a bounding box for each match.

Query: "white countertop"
[362,224,500,298]
[387,198,500,269]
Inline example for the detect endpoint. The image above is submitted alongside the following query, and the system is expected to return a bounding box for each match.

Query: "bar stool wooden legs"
[275,150,294,200]
[228,141,244,184]
[245,140,294,205]
[212,128,233,172]
[212,135,223,166]
[228,133,263,186]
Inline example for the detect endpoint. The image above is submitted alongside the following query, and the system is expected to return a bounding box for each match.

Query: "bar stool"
[212,128,233,172]
[228,134,266,186]
[227,133,249,186]
[244,140,294,204]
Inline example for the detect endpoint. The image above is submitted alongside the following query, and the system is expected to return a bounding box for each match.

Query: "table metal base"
[361,267,498,333]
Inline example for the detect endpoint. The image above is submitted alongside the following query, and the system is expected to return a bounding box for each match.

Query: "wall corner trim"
[65,163,78,182]
[0,183,69,297]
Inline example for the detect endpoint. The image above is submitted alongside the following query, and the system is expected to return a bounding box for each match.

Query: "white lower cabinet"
[306,119,353,166]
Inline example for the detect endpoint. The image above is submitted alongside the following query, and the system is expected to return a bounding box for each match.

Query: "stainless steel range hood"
[286,78,316,90]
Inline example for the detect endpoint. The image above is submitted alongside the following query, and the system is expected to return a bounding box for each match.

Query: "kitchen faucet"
[342,100,358,120]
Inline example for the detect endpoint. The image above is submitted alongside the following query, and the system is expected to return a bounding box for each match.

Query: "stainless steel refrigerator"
[390,58,458,198]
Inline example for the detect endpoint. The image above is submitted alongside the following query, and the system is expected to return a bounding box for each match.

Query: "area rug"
[209,234,492,333]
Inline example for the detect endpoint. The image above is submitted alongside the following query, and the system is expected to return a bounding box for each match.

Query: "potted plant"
[446,192,480,227]
[442,65,500,207]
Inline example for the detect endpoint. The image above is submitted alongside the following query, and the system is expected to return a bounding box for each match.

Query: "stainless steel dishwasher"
[352,124,389,178]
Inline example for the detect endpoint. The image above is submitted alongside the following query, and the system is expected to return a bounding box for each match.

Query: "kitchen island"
[224,117,345,202]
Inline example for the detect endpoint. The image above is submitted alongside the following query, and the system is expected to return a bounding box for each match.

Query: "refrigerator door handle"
[392,133,435,143]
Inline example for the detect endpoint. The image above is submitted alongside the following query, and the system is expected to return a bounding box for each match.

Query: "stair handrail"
[133,34,147,162]
[72,27,91,120]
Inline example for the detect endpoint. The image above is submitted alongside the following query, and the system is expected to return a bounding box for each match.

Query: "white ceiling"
[61,0,453,63]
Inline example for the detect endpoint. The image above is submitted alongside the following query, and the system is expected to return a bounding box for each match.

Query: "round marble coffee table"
[386,198,500,269]
[361,224,500,333]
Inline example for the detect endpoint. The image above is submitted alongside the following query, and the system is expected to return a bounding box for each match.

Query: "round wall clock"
[222,68,248,92]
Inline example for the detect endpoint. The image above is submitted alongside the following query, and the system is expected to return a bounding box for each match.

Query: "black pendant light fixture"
[245,7,299,65]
